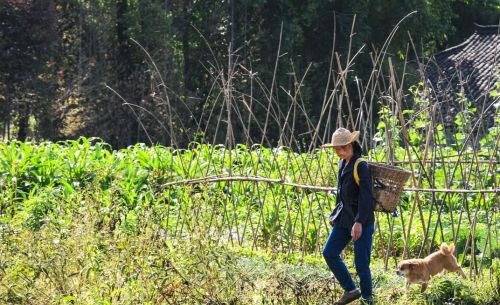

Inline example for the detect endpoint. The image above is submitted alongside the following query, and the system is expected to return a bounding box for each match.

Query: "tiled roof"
[423,24,499,129]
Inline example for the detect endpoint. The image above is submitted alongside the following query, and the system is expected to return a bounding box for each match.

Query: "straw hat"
[322,128,360,148]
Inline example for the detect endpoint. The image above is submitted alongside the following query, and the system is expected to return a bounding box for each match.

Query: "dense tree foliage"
[0,0,498,148]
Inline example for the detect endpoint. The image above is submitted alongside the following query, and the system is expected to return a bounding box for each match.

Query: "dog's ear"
[409,263,415,270]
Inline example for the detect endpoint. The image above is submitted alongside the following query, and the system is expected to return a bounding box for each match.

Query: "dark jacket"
[330,153,375,228]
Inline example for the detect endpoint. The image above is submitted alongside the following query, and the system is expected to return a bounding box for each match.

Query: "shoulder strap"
[353,158,367,185]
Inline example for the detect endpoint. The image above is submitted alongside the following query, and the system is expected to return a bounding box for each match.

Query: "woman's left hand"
[351,222,362,241]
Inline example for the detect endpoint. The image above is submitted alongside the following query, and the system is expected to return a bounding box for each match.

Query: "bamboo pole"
[160,174,500,194]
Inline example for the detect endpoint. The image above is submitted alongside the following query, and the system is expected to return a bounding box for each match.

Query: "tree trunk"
[116,0,139,146]
[182,0,191,96]
[17,103,29,141]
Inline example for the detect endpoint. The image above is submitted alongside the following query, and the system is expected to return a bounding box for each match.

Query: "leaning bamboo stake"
[387,69,426,259]
[478,131,499,272]
[417,103,437,257]
[473,124,499,274]
[309,12,338,151]
[261,22,283,144]
[383,212,396,270]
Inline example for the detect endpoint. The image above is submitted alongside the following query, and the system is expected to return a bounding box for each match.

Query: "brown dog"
[396,243,467,292]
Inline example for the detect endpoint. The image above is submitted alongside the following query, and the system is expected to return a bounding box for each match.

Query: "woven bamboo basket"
[368,162,412,212]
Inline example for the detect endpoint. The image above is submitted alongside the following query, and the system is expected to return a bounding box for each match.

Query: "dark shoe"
[334,288,361,305]
[359,297,374,305]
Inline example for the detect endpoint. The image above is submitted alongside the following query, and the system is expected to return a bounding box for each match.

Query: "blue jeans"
[322,223,375,299]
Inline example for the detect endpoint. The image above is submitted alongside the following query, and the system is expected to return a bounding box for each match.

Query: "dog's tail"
[440,243,455,255]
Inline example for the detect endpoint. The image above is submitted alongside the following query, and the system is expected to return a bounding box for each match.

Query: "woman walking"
[322,128,375,305]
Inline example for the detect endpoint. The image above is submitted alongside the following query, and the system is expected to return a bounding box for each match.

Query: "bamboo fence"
[134,21,499,276]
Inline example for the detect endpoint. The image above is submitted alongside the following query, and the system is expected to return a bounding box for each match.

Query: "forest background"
[1,0,499,149]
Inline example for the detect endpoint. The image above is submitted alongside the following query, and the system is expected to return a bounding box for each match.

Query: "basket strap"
[353,158,367,186]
